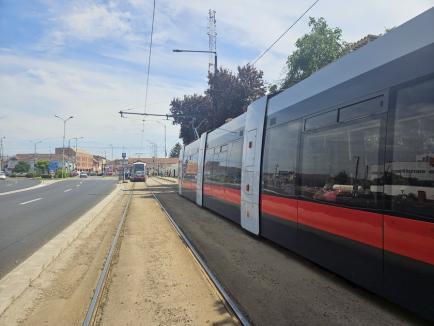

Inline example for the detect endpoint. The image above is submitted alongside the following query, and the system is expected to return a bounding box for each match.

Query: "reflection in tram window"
[227,139,243,186]
[300,118,383,209]
[387,77,434,219]
[262,121,301,196]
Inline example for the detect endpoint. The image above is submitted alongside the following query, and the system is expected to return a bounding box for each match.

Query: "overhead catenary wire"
[250,0,320,66]
[144,0,156,114]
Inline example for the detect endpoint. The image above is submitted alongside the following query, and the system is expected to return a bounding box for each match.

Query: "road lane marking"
[76,184,80,187]
[64,188,72,193]
[19,198,43,205]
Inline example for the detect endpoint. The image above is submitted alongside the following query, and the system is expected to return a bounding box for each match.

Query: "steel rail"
[83,184,134,326]
[151,178,251,326]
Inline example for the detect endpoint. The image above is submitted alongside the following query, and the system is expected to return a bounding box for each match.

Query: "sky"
[1,0,433,159]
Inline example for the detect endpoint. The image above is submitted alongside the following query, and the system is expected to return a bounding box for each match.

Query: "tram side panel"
[382,75,434,320]
[180,140,200,203]
[203,116,245,224]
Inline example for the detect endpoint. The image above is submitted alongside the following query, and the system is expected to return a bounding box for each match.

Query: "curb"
[0,183,122,316]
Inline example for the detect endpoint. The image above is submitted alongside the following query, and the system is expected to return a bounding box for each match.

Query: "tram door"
[241,97,268,234]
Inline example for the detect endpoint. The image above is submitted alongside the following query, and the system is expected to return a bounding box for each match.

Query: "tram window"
[262,121,300,196]
[305,110,337,131]
[388,77,434,219]
[227,139,243,186]
[204,147,215,181]
[339,96,384,122]
[300,118,383,209]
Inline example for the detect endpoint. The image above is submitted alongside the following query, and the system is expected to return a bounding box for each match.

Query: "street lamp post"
[0,136,5,171]
[172,49,217,129]
[54,115,73,178]
[32,140,42,173]
[68,137,83,172]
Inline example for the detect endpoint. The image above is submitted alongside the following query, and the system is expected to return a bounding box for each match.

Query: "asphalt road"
[152,181,428,326]
[0,177,117,278]
[0,178,41,193]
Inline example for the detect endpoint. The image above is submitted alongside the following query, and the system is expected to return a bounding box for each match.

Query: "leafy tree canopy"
[35,160,49,173]
[13,161,30,173]
[169,142,182,158]
[170,64,265,144]
[280,17,350,90]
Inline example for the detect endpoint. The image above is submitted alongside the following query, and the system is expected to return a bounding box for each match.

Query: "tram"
[130,162,147,182]
[179,8,434,321]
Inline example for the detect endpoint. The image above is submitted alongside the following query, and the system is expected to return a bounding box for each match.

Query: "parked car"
[0,171,6,180]
[79,172,88,178]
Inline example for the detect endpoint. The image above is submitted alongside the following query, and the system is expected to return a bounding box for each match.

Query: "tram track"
[83,183,134,326]
[150,177,250,326]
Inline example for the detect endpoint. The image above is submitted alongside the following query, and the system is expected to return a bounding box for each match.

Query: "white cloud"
[1,0,433,156]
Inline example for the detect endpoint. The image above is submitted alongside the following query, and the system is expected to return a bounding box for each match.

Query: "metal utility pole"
[32,140,42,173]
[54,115,73,178]
[152,120,167,158]
[68,137,83,172]
[109,144,114,161]
[0,136,5,171]
[208,9,217,75]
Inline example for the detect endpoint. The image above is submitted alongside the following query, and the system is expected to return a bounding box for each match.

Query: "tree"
[170,64,266,144]
[13,161,30,173]
[170,94,211,144]
[281,17,349,89]
[35,160,49,175]
[169,142,182,158]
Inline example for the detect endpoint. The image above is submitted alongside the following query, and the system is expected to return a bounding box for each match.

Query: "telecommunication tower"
[207,9,217,75]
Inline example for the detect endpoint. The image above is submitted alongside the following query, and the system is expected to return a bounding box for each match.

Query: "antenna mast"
[207,9,217,75]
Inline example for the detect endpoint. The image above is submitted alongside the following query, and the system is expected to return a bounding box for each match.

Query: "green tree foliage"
[170,94,210,144]
[35,160,49,175]
[13,161,30,173]
[170,64,265,144]
[281,17,350,89]
[169,142,182,158]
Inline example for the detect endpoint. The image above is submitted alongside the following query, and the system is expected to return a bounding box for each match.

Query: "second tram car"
[130,162,147,182]
[179,8,434,321]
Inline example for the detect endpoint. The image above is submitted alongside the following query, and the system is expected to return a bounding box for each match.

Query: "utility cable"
[251,0,320,65]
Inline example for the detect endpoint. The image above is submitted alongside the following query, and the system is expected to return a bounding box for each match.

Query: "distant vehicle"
[0,171,6,180]
[130,162,147,182]
[89,171,96,176]
[79,172,88,178]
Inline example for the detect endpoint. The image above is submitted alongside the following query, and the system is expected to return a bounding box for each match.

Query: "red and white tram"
[179,8,434,321]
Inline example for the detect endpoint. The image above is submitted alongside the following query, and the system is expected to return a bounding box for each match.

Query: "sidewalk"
[96,181,237,325]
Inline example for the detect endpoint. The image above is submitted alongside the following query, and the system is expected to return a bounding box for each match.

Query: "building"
[14,153,73,172]
[93,155,106,174]
[55,147,93,172]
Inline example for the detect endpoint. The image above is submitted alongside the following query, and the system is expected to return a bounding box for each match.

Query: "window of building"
[300,117,383,209]
[388,77,434,219]
[262,121,301,196]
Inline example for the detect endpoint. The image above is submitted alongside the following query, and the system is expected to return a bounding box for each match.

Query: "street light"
[172,49,218,129]
[54,114,73,178]
[68,136,83,172]
[31,140,42,173]
[0,136,5,171]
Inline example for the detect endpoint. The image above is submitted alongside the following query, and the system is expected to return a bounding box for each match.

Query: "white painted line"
[19,197,43,205]
[76,184,80,187]
[64,188,72,193]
